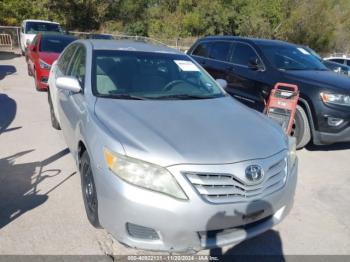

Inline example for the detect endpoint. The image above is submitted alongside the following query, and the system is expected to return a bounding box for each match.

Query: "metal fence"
[0,25,196,53]
[0,26,20,51]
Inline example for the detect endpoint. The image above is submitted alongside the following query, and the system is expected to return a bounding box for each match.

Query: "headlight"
[320,92,350,106]
[103,148,187,200]
[39,59,51,70]
[287,136,297,174]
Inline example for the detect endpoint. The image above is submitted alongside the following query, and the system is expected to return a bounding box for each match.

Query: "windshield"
[25,22,61,34]
[260,45,327,71]
[92,50,225,100]
[39,37,76,53]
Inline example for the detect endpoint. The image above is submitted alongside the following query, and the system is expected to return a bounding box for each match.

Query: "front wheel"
[80,151,101,228]
[291,105,311,149]
[48,90,61,130]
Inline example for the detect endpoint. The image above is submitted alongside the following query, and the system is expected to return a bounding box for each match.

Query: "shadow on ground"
[206,200,285,261]
[0,148,74,229]
[0,51,21,60]
[306,142,350,151]
[0,65,16,80]
[0,93,17,134]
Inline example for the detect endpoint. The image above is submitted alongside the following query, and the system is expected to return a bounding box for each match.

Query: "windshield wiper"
[151,94,218,100]
[109,94,148,100]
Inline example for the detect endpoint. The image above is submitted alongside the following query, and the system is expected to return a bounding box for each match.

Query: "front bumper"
[94,154,297,253]
[35,68,49,90]
[312,98,350,145]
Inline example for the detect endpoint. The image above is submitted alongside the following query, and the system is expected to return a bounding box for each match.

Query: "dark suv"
[188,36,350,148]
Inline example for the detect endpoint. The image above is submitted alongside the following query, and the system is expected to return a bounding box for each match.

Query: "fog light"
[126,223,160,240]
[327,117,344,127]
[40,77,48,83]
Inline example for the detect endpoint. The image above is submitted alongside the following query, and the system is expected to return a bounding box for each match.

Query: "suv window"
[192,42,212,58]
[57,44,77,75]
[330,59,345,64]
[209,41,232,61]
[68,46,86,88]
[231,43,259,66]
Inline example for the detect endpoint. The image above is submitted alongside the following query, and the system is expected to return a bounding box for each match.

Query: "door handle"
[200,60,206,66]
[226,66,234,71]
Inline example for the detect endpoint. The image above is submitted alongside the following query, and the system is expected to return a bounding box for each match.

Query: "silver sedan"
[47,39,298,252]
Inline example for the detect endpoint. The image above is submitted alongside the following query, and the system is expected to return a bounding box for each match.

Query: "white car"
[324,53,350,66]
[20,19,62,55]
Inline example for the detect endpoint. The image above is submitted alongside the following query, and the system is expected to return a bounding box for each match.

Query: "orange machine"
[265,83,299,135]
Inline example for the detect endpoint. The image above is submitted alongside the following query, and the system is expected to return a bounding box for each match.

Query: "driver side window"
[68,46,86,88]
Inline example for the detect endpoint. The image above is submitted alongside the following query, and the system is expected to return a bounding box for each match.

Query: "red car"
[26,33,77,91]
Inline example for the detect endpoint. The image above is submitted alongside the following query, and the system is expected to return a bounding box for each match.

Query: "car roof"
[23,19,59,24]
[85,39,182,54]
[199,35,296,47]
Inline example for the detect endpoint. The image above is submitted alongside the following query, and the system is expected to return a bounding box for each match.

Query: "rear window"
[25,22,61,34]
[192,42,212,58]
[40,37,76,53]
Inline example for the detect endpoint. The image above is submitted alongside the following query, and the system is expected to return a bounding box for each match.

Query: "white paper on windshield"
[297,47,310,55]
[174,60,200,71]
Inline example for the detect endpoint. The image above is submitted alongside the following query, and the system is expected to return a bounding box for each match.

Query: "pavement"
[1,52,350,257]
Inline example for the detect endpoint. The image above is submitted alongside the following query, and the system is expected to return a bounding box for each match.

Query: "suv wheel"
[291,105,311,149]
[80,151,101,228]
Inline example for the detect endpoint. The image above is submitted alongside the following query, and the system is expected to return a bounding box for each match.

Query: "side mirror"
[248,57,263,71]
[25,39,31,47]
[56,76,81,93]
[216,79,227,89]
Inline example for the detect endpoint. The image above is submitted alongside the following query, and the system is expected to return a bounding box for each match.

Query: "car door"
[27,35,39,73]
[225,42,268,111]
[57,45,87,152]
[204,41,233,81]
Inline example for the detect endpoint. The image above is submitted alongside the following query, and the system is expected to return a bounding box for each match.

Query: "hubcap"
[84,165,96,212]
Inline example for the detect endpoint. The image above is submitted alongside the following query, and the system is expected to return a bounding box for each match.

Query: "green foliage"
[1,0,350,52]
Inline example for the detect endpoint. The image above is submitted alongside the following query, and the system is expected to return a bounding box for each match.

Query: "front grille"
[185,158,287,204]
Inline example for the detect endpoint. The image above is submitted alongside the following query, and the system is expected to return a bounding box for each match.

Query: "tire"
[80,151,101,228]
[27,63,33,76]
[291,105,311,149]
[34,69,41,91]
[48,90,61,130]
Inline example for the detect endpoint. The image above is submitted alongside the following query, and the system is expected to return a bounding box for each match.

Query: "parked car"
[26,33,77,91]
[20,19,63,55]
[304,47,350,76]
[188,36,350,148]
[48,39,297,252]
[324,54,350,66]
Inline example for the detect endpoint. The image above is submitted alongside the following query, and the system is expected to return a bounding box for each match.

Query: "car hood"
[283,70,350,93]
[39,52,59,65]
[95,96,287,166]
